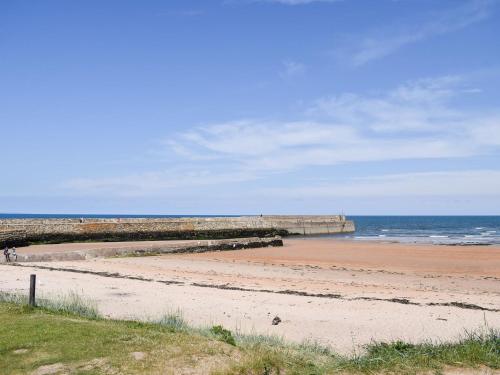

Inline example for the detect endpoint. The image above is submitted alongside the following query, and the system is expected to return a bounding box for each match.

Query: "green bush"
[210,325,236,346]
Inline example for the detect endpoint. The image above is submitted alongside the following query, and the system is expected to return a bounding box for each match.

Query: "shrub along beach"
[0,292,498,374]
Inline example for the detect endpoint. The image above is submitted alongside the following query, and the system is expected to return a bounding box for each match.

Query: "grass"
[155,309,189,331]
[0,300,236,374]
[218,331,499,375]
[210,325,237,346]
[0,290,99,319]
[0,292,498,374]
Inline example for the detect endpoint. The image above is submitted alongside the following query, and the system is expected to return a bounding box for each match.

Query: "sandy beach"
[1,238,499,354]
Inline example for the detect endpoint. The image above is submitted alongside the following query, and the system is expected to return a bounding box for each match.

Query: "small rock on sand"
[272,316,282,325]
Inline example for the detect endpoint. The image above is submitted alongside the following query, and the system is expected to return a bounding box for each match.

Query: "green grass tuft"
[0,290,100,319]
[156,310,188,331]
[0,291,28,305]
[210,325,237,346]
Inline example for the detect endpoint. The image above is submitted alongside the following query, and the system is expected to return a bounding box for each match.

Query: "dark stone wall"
[24,228,287,245]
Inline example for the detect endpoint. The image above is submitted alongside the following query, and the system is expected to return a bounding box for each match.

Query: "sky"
[1,0,499,215]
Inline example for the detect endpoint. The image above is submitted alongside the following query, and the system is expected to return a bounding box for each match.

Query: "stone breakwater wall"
[0,230,28,247]
[0,215,355,246]
[1,237,283,263]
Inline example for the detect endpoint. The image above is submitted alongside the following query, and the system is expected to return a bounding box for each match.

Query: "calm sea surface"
[343,216,500,245]
[1,214,499,245]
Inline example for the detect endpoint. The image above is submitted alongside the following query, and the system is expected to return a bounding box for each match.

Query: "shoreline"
[291,234,500,246]
[1,237,499,353]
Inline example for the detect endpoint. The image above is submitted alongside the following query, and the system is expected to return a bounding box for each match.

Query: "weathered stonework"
[2,237,284,263]
[0,230,28,247]
[0,215,355,246]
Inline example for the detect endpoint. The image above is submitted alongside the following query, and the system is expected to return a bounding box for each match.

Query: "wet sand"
[185,238,500,277]
[1,238,499,354]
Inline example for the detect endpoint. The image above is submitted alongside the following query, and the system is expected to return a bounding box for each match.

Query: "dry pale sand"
[1,238,499,354]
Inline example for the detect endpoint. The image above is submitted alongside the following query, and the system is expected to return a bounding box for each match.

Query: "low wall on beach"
[0,215,355,246]
[1,237,283,263]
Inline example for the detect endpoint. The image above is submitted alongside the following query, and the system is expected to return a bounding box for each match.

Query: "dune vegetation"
[0,292,498,374]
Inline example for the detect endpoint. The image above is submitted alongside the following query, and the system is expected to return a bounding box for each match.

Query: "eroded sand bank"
[1,238,499,354]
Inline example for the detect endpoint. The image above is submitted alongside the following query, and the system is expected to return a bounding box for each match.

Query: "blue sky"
[1,0,499,215]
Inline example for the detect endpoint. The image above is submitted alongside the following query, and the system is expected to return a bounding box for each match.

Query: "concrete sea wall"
[3,237,283,263]
[0,215,355,246]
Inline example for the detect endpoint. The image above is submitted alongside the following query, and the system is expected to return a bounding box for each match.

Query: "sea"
[343,216,500,245]
[1,214,499,246]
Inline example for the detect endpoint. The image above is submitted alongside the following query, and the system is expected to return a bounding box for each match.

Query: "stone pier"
[0,215,355,246]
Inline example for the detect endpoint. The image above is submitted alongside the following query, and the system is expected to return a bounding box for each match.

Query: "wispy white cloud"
[63,167,257,197]
[308,75,468,132]
[171,120,475,173]
[469,117,500,146]
[260,170,500,197]
[342,0,495,66]
[170,75,493,172]
[63,75,500,196]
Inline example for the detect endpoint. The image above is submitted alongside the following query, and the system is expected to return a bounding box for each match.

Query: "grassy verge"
[0,293,498,374]
[0,290,99,319]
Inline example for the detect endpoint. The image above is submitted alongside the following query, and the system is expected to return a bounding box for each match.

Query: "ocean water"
[344,216,500,245]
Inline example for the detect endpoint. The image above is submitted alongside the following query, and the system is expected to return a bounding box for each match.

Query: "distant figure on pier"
[11,247,17,262]
[3,246,10,263]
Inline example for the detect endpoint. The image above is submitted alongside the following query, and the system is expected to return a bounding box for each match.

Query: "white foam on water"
[429,235,448,238]
[354,236,385,241]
